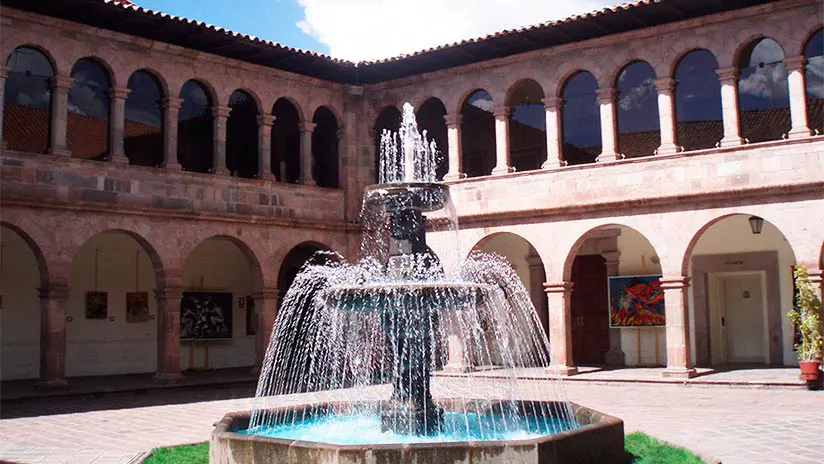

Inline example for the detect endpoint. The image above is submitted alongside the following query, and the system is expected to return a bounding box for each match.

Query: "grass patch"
[143,442,208,464]
[145,433,704,464]
[626,431,704,464]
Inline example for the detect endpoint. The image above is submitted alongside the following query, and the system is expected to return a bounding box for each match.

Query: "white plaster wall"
[472,233,531,287]
[616,227,665,367]
[66,233,158,377]
[686,215,796,366]
[0,226,41,380]
[181,239,255,370]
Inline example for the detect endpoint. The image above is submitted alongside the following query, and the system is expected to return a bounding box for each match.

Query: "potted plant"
[787,265,823,388]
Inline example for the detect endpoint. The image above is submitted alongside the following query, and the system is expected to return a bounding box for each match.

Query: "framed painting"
[608,275,666,327]
[85,291,108,319]
[180,291,233,340]
[126,291,150,323]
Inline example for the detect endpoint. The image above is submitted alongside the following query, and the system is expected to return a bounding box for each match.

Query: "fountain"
[210,103,625,463]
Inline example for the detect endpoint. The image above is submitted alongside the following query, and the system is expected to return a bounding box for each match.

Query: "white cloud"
[296,0,622,62]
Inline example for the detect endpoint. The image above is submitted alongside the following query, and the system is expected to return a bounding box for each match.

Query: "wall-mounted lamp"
[749,216,764,234]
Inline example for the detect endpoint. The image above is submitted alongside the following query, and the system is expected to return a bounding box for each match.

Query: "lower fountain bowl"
[210,401,626,464]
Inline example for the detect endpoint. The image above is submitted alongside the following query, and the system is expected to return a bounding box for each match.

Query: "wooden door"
[722,274,766,363]
[571,255,610,365]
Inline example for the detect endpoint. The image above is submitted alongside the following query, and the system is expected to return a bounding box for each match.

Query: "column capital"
[493,106,511,119]
[542,96,563,111]
[654,78,677,93]
[38,285,71,299]
[50,75,74,90]
[443,114,462,127]
[253,288,281,300]
[543,281,574,294]
[109,87,131,100]
[212,105,232,119]
[299,121,316,133]
[257,114,276,127]
[782,56,807,72]
[715,67,739,82]
[595,87,616,104]
[659,275,690,290]
[162,96,183,110]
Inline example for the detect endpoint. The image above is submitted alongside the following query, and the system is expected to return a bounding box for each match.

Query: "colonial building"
[1,0,822,386]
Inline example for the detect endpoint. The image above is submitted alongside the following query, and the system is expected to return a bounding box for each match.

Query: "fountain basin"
[210,401,625,464]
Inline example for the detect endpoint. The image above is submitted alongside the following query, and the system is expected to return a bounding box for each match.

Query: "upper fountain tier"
[378,102,441,185]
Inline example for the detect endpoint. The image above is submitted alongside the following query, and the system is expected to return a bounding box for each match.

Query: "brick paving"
[1,378,822,464]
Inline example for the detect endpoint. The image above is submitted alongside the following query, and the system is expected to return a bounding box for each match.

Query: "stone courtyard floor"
[0,375,822,464]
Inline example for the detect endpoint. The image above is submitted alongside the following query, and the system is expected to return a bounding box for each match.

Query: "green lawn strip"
[143,442,209,464]
[626,431,705,464]
[144,432,704,464]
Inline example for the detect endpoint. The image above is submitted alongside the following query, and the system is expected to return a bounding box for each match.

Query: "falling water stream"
[245,103,578,444]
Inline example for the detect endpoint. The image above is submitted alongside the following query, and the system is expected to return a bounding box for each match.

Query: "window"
[561,71,601,165]
[738,38,790,143]
[178,80,213,173]
[68,58,110,159]
[227,90,260,178]
[3,47,54,153]
[125,70,164,167]
[460,90,495,177]
[616,61,660,158]
[674,50,722,151]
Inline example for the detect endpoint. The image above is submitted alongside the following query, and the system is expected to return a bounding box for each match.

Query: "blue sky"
[138,0,328,54]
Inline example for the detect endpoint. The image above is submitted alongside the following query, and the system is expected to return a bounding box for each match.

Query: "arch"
[560,70,601,165]
[276,241,337,296]
[3,46,55,154]
[803,28,823,136]
[615,60,660,158]
[506,79,546,172]
[460,89,495,178]
[681,213,797,367]
[0,221,49,288]
[125,69,165,167]
[68,57,112,160]
[178,79,214,173]
[184,234,265,292]
[415,97,449,181]
[373,105,402,183]
[673,49,722,151]
[311,106,340,188]
[271,97,301,183]
[71,229,167,290]
[737,37,790,143]
[226,89,260,179]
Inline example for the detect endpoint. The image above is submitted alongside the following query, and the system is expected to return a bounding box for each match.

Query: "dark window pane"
[616,61,660,158]
[738,38,790,143]
[3,47,53,153]
[178,80,213,173]
[125,70,164,167]
[561,71,601,165]
[68,58,110,159]
[461,89,495,178]
[804,29,823,135]
[312,107,339,188]
[675,50,722,151]
[272,98,301,183]
[416,98,448,181]
[508,79,545,172]
[227,90,259,179]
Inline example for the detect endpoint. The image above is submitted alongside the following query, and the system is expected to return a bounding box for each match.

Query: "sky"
[135,0,622,62]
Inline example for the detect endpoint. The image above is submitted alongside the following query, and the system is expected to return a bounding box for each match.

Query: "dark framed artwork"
[608,275,666,327]
[180,291,233,340]
[245,296,257,336]
[85,291,108,319]
[126,291,150,323]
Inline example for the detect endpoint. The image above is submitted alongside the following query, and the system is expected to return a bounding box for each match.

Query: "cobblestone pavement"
[1,379,822,464]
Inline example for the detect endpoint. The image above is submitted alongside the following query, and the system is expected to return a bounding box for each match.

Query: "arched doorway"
[684,214,796,367]
[0,224,46,380]
[565,225,665,367]
[506,79,546,172]
[277,242,337,298]
[66,231,162,376]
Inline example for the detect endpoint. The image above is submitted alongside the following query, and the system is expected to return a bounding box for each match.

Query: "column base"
[596,152,618,163]
[110,153,129,165]
[491,165,515,175]
[300,178,317,186]
[443,171,466,181]
[49,148,71,157]
[259,172,276,182]
[719,136,743,148]
[153,372,184,384]
[541,159,564,169]
[164,161,183,171]
[788,127,812,139]
[442,363,475,374]
[656,143,679,155]
[214,167,231,176]
[662,367,697,380]
[36,378,69,389]
[546,365,578,376]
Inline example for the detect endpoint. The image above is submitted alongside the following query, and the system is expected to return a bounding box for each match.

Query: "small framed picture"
[85,291,108,319]
[126,291,150,323]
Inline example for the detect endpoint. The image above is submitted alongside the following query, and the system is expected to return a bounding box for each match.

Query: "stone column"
[252,288,279,374]
[654,78,679,155]
[257,114,276,180]
[162,97,182,170]
[595,87,618,162]
[49,75,73,157]
[298,121,316,186]
[716,67,744,147]
[0,66,8,150]
[544,281,577,375]
[783,56,812,139]
[155,285,183,382]
[526,251,549,338]
[38,284,70,387]
[602,251,626,366]
[212,105,231,175]
[541,97,564,169]
[660,275,697,379]
[109,87,131,164]
[492,106,514,175]
[443,114,465,180]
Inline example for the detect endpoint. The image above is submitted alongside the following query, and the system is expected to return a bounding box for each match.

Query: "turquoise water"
[243,412,575,445]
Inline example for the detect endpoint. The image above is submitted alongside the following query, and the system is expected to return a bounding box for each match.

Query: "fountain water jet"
[210,103,626,463]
